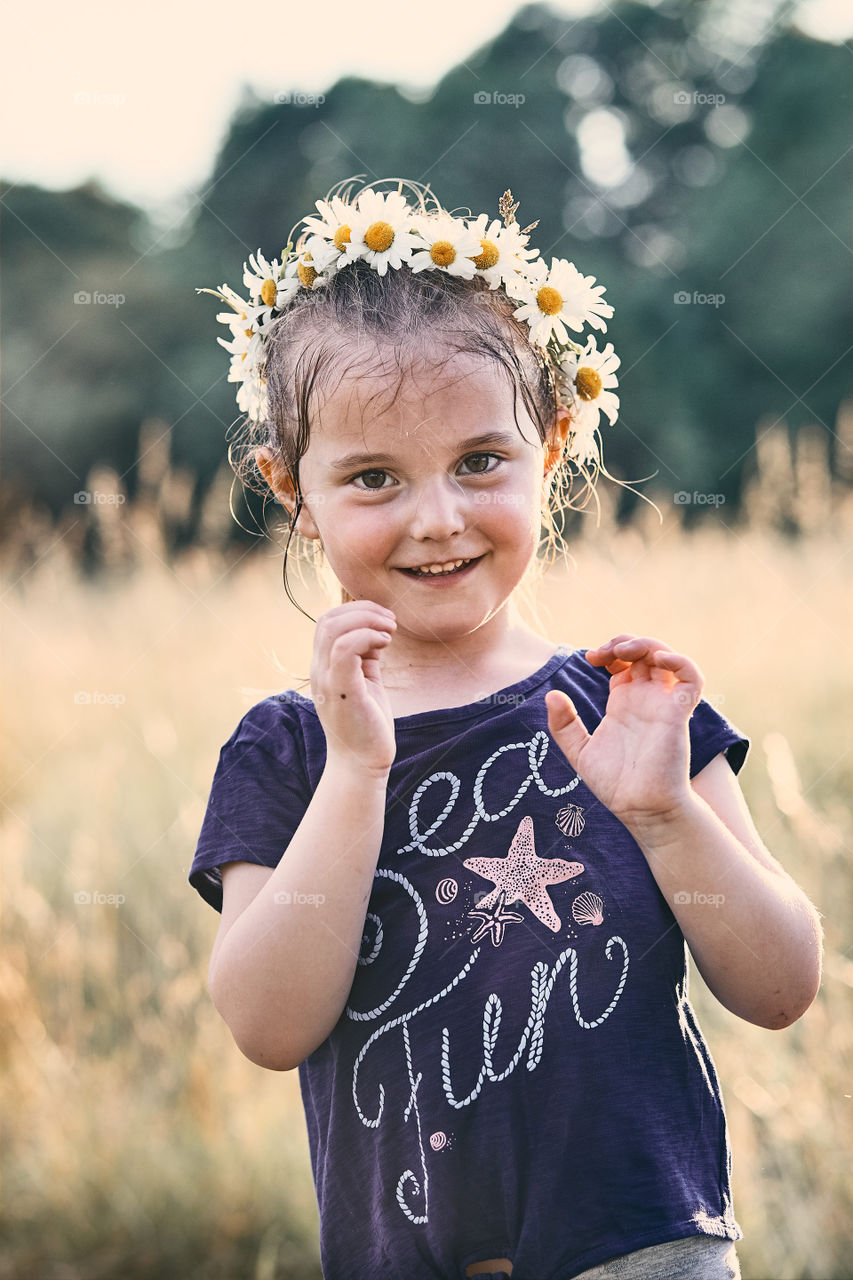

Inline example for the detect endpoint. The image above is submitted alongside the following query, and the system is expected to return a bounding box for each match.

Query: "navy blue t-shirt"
[189,644,749,1280]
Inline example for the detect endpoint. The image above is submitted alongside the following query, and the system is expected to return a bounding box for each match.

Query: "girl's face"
[261,347,569,655]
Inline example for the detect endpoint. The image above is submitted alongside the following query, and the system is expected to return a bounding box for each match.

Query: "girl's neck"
[376,621,559,702]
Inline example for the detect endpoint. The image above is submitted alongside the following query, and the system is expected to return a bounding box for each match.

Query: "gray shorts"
[573,1233,742,1280]
[469,1233,742,1280]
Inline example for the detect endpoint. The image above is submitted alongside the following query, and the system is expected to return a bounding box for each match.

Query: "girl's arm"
[208,756,391,1071]
[546,633,823,1032]
[625,751,823,1029]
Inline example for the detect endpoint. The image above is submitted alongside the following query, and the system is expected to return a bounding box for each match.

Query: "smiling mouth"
[399,555,484,579]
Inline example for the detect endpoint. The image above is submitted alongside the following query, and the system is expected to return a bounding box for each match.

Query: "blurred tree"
[1,1,849,539]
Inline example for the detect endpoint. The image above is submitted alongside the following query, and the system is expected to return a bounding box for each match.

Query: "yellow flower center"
[260,278,278,308]
[244,327,254,339]
[472,238,500,270]
[297,257,317,288]
[575,366,603,400]
[430,240,456,267]
[364,220,395,253]
[333,224,351,250]
[536,285,563,316]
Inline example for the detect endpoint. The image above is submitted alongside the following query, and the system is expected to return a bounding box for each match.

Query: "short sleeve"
[688,695,750,780]
[188,710,314,914]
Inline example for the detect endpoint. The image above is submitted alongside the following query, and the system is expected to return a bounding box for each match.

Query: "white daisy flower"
[566,417,600,467]
[242,250,300,322]
[243,251,280,303]
[237,368,268,422]
[341,188,419,276]
[408,213,483,279]
[217,324,258,360]
[512,257,614,346]
[465,213,538,291]
[221,330,267,421]
[302,195,358,256]
[283,234,342,291]
[558,334,621,431]
[198,282,270,342]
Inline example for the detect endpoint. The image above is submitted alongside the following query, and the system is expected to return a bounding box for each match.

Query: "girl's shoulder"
[216,688,316,759]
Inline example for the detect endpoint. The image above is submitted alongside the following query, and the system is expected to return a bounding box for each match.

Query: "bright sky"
[1,0,848,215]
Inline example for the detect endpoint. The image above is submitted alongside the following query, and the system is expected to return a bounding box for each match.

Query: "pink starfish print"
[464,815,585,933]
[467,888,525,947]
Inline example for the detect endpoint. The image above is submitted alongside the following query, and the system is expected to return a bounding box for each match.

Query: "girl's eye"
[353,469,389,490]
[350,453,501,490]
[462,452,500,474]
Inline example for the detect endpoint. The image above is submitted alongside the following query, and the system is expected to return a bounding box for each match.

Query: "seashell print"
[572,891,604,927]
[556,803,585,837]
[436,878,458,904]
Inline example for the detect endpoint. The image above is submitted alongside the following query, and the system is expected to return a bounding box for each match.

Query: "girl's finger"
[595,657,633,674]
[315,607,396,659]
[611,635,673,656]
[652,649,703,681]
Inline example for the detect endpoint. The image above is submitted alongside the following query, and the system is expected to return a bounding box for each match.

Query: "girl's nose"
[406,476,468,541]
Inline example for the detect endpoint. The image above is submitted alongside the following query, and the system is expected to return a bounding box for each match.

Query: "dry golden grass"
[1,419,851,1279]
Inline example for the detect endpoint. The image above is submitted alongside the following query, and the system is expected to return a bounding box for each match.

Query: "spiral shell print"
[572,892,604,927]
[556,803,585,837]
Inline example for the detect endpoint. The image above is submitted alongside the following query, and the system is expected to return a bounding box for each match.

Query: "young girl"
[189,178,822,1280]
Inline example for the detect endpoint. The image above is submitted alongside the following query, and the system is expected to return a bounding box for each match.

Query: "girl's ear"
[254,446,321,539]
[543,404,573,476]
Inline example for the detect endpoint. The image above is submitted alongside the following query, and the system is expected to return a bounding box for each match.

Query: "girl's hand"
[545,634,703,828]
[310,601,398,777]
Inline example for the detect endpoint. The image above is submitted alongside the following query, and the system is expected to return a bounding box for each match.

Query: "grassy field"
[1,466,851,1279]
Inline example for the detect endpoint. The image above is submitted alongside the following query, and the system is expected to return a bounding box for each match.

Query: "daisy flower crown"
[197,178,621,471]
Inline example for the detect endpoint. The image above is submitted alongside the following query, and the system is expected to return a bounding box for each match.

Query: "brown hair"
[227,179,643,619]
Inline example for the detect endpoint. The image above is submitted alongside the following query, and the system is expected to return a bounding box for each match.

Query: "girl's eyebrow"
[327,430,521,473]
